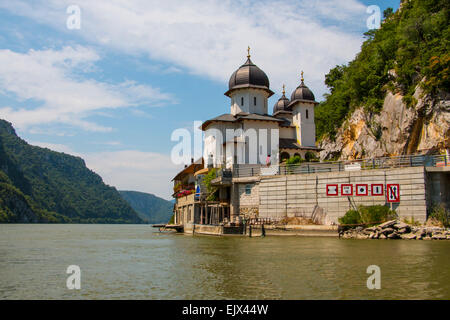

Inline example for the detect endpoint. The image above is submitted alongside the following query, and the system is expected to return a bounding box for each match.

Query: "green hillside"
[0,119,143,224]
[316,0,449,140]
[119,190,173,224]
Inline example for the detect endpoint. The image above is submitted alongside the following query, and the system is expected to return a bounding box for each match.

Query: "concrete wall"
[426,170,450,210]
[259,166,428,224]
[238,182,259,217]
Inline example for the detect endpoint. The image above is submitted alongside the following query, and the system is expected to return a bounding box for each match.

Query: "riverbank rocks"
[340,220,450,240]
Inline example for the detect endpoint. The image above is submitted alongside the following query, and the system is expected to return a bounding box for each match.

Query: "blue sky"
[0,0,399,199]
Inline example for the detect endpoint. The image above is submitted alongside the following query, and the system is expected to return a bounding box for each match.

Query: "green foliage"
[429,204,449,227]
[338,205,397,225]
[119,190,173,224]
[359,205,397,224]
[202,168,218,201]
[286,155,304,165]
[316,0,450,140]
[285,155,304,174]
[384,7,394,19]
[305,151,319,162]
[0,120,143,224]
[338,209,361,225]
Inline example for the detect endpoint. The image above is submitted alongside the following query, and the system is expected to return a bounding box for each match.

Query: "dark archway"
[280,152,290,162]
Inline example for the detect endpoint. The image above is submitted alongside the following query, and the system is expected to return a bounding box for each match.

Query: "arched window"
[241,97,244,106]
[254,97,257,106]
[280,152,290,162]
[306,109,309,119]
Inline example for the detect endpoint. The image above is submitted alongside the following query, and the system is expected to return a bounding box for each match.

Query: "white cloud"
[0,46,175,131]
[83,150,181,200]
[30,141,181,200]
[0,0,368,99]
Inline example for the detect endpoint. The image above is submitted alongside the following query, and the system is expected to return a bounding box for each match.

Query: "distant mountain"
[0,119,143,224]
[119,190,173,224]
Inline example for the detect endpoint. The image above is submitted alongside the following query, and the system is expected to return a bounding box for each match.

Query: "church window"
[306,109,309,119]
[245,185,252,195]
[254,97,257,106]
[241,97,244,106]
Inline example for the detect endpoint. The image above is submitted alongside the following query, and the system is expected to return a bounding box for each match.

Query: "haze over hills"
[119,191,173,224]
[0,119,143,223]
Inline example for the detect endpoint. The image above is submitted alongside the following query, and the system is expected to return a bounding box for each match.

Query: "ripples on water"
[0,224,449,299]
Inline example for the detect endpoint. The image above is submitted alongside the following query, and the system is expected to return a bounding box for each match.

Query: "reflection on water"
[0,224,449,299]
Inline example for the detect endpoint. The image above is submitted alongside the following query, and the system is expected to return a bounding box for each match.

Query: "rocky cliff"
[319,85,450,160]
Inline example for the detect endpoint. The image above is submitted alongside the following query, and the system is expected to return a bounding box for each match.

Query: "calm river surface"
[0,224,449,299]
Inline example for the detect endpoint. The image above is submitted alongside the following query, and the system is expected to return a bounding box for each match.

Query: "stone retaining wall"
[258,166,428,224]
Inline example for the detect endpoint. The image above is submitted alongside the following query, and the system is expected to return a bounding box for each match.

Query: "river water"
[0,224,449,299]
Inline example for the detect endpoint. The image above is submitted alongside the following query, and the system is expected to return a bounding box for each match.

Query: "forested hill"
[0,119,143,224]
[119,191,173,224]
[316,0,449,160]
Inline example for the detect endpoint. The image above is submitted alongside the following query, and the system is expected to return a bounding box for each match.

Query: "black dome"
[273,93,290,114]
[290,81,315,102]
[226,57,273,97]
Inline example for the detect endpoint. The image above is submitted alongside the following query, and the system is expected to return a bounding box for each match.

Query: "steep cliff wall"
[319,86,450,160]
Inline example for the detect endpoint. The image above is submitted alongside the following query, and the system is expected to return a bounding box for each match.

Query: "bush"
[338,209,361,225]
[338,205,397,225]
[429,204,449,228]
[360,205,397,224]
[305,151,319,162]
[202,168,218,201]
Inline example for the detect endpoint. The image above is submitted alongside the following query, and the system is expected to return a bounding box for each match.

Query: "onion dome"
[290,71,316,103]
[225,47,274,97]
[273,85,290,114]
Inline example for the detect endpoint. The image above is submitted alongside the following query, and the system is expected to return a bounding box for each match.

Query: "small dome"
[228,57,270,90]
[290,81,315,102]
[225,48,273,97]
[273,86,290,114]
[290,72,316,103]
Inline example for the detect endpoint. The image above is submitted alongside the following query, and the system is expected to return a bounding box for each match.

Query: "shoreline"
[340,220,450,240]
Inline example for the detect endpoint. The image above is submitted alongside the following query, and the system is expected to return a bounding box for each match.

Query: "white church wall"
[292,102,316,147]
[230,89,269,115]
[279,126,296,139]
[242,121,279,164]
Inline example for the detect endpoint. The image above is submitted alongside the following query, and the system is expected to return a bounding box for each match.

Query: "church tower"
[288,72,318,147]
[225,47,274,115]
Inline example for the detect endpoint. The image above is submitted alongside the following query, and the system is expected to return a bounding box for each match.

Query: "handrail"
[232,154,449,178]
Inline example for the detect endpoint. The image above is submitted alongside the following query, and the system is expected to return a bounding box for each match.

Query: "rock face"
[340,220,450,240]
[319,86,450,160]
